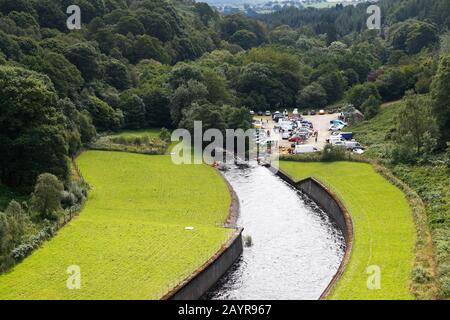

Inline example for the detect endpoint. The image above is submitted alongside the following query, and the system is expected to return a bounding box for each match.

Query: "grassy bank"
[280,161,416,300]
[350,101,449,298]
[0,151,231,299]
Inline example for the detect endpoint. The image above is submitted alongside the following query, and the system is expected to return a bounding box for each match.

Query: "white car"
[293,108,299,115]
[329,124,345,131]
[282,131,291,140]
[319,110,326,115]
[353,148,365,154]
[294,145,319,154]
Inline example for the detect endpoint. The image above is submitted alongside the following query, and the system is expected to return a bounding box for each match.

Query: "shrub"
[243,235,253,247]
[159,128,171,142]
[321,144,347,161]
[412,266,432,284]
[31,173,64,220]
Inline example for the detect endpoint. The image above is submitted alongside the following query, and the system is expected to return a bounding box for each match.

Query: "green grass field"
[280,161,416,299]
[0,151,231,299]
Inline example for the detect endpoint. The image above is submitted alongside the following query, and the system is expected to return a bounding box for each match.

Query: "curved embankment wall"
[266,165,354,299]
[162,174,243,300]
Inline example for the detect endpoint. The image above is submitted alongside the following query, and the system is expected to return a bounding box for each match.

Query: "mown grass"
[0,151,231,299]
[350,100,449,298]
[280,161,416,300]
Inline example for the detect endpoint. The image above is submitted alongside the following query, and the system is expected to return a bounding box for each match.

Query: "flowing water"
[205,164,345,300]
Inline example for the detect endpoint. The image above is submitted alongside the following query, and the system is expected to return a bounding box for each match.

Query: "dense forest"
[0,0,449,297]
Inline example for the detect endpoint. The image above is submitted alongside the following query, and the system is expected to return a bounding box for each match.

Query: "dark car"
[257,110,263,116]
[310,110,316,115]
[302,110,309,116]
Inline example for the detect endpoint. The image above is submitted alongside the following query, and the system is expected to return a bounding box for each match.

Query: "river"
[205,163,345,300]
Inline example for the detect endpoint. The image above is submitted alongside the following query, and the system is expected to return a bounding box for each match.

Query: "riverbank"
[0,151,233,299]
[279,161,416,300]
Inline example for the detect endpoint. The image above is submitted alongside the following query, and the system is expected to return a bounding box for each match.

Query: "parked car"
[345,141,363,150]
[329,124,345,131]
[331,140,346,147]
[330,119,348,126]
[283,109,289,117]
[302,110,309,116]
[253,120,263,129]
[257,110,263,116]
[293,108,299,115]
[294,144,319,154]
[353,148,365,155]
[319,109,326,115]
[265,110,271,116]
[310,110,316,115]
[282,131,291,140]
[289,135,305,143]
[249,110,255,115]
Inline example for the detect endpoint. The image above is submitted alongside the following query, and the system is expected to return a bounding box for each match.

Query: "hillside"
[350,101,450,298]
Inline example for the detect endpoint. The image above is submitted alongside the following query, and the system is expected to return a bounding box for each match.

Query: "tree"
[65,43,101,81]
[24,50,84,98]
[31,173,64,219]
[431,54,450,146]
[395,93,438,157]
[35,0,66,30]
[360,95,381,119]
[318,71,345,103]
[116,15,145,36]
[0,66,69,188]
[85,95,123,132]
[131,35,169,64]
[140,87,172,128]
[170,80,208,126]
[346,83,381,108]
[376,67,413,101]
[389,20,439,54]
[230,30,258,50]
[297,82,327,109]
[179,102,226,134]
[104,59,131,90]
[119,93,146,129]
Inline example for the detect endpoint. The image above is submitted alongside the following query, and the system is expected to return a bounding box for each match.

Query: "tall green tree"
[431,54,450,146]
[0,66,69,188]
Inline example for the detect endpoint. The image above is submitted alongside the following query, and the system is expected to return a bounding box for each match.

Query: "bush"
[321,144,347,161]
[412,266,432,284]
[31,173,64,220]
[159,128,171,142]
[243,235,253,247]
[10,225,55,262]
